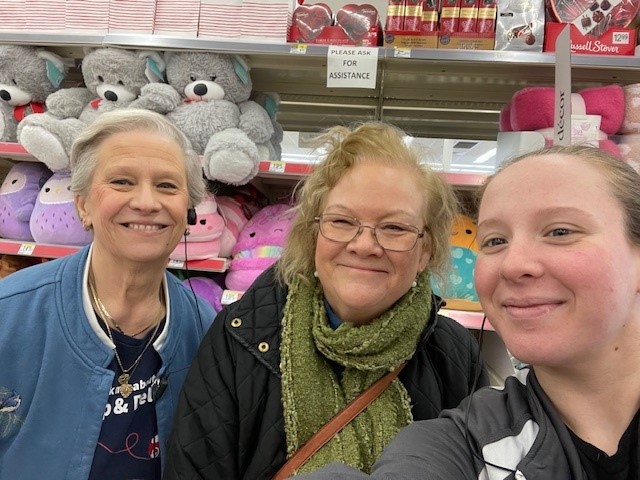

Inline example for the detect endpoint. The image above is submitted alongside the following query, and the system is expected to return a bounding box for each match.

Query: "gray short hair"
[69,109,206,207]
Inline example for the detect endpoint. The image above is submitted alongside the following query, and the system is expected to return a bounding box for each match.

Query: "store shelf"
[0,238,79,259]
[0,142,37,162]
[258,160,315,180]
[2,32,639,140]
[0,144,490,186]
[0,238,229,272]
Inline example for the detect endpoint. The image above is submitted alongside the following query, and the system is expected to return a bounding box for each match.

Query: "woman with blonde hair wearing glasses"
[164,122,488,479]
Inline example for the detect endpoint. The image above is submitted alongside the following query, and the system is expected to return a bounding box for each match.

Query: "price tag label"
[167,258,185,269]
[18,243,36,256]
[394,47,411,58]
[221,290,243,305]
[613,31,630,44]
[268,161,286,173]
[290,44,308,54]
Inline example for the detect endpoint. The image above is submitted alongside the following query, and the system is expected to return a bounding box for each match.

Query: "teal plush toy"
[432,213,481,311]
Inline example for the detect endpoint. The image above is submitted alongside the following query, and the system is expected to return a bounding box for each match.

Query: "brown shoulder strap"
[272,362,407,480]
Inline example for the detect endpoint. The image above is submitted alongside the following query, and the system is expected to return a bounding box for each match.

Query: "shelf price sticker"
[18,243,36,256]
[290,44,308,54]
[393,47,411,58]
[268,161,286,173]
[326,46,378,89]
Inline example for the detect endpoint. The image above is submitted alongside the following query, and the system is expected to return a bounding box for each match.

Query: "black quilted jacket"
[163,266,489,480]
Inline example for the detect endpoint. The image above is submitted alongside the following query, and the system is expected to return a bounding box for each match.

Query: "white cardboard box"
[154,0,200,37]
[109,0,156,34]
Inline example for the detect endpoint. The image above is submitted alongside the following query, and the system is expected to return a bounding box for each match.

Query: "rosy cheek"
[474,258,495,297]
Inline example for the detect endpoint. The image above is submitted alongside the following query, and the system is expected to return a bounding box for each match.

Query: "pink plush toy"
[29,170,93,246]
[171,192,226,261]
[500,85,624,157]
[216,196,251,258]
[225,203,295,292]
[182,276,224,313]
[0,162,52,241]
[617,83,640,172]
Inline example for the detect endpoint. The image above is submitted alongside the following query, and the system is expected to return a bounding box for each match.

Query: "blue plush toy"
[432,213,481,311]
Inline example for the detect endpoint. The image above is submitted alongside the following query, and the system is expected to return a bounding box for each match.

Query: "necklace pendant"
[117,373,133,398]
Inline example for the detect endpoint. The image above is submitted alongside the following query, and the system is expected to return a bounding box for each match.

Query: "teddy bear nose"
[104,90,118,102]
[193,83,208,97]
[0,90,10,102]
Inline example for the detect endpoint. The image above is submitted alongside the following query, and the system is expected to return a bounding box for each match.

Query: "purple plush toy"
[182,276,224,313]
[0,162,52,241]
[225,203,295,292]
[29,170,93,245]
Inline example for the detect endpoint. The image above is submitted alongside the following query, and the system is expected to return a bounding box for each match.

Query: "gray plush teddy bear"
[17,47,165,171]
[0,45,67,143]
[134,51,275,185]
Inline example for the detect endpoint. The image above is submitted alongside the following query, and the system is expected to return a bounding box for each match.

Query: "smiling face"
[75,129,190,267]
[475,153,640,368]
[314,162,430,325]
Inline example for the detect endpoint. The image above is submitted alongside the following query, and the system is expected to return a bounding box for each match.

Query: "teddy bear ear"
[232,55,251,86]
[36,50,67,88]
[138,50,166,83]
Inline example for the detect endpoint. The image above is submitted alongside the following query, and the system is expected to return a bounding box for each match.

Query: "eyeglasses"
[315,213,426,252]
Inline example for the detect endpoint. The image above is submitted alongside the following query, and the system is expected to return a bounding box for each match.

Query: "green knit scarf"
[280,271,432,475]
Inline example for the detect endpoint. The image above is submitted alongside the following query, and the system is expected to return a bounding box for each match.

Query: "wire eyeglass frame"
[314,213,426,252]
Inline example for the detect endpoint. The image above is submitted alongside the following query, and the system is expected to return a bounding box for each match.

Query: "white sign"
[554,24,571,146]
[326,46,378,89]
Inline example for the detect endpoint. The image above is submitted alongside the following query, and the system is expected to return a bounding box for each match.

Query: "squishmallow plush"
[29,170,92,245]
[225,203,295,291]
[0,162,52,240]
[432,213,481,311]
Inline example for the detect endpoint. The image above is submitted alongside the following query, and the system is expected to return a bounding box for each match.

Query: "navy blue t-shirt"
[89,323,164,480]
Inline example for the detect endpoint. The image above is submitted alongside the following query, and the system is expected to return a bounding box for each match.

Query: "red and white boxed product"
[544,22,637,56]
[495,0,545,51]
[476,0,496,33]
[26,0,65,32]
[420,0,439,32]
[198,0,242,38]
[384,30,438,48]
[109,0,156,34]
[241,0,297,43]
[437,30,494,48]
[547,0,640,38]
[385,0,405,30]
[0,0,26,31]
[154,0,200,37]
[404,0,424,31]
[289,3,381,46]
[439,0,461,32]
[436,0,495,48]
[66,0,109,34]
[459,0,479,33]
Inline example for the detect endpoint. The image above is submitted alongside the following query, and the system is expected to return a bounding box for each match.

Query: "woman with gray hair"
[164,122,488,479]
[0,109,216,479]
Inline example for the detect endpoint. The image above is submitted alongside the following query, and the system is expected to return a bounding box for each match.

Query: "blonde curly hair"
[276,122,459,286]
